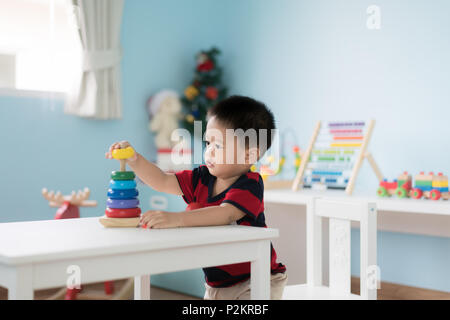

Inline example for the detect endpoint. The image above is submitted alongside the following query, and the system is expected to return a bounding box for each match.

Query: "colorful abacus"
[292,119,381,195]
[99,147,141,228]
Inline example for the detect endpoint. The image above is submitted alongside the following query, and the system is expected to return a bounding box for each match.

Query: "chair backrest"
[306,197,377,299]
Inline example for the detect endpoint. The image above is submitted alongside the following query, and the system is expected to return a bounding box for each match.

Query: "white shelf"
[264,189,450,216]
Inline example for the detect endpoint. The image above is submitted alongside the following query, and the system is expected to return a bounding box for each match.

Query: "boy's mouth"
[205,160,215,168]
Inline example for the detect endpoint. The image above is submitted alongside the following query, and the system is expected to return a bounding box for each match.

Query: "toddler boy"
[106,95,287,299]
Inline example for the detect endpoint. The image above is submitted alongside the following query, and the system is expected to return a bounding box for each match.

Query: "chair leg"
[104,281,114,295]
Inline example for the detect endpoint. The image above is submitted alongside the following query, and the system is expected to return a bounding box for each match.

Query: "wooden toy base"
[99,215,140,228]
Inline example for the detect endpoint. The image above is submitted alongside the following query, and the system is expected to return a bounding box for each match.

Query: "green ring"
[111,171,135,180]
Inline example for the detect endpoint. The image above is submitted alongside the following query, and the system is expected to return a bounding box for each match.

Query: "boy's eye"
[215,144,222,149]
[205,141,210,146]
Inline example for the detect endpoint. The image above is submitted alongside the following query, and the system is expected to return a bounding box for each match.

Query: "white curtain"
[65,0,124,119]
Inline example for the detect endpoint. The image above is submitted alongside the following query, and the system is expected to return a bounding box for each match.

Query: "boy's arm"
[127,152,182,195]
[180,203,246,227]
[140,203,246,229]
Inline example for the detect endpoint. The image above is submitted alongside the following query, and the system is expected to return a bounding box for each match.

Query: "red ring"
[105,207,141,218]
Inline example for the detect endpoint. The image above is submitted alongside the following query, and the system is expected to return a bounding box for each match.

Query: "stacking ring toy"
[112,147,135,160]
[111,171,135,180]
[105,207,141,218]
[107,198,139,209]
[109,180,136,190]
[107,188,139,199]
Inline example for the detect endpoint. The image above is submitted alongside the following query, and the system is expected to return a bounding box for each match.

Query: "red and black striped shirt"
[175,165,286,288]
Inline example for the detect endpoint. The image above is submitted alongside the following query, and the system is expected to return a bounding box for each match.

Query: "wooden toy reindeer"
[42,187,97,220]
[41,187,131,299]
[42,187,106,299]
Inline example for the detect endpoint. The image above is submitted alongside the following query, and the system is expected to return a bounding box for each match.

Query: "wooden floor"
[351,277,450,300]
[0,279,200,300]
[1,278,448,300]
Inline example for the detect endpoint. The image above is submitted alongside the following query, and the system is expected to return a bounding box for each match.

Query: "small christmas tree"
[181,47,228,137]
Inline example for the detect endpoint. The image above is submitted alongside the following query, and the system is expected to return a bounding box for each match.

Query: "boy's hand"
[140,210,183,229]
[105,141,138,162]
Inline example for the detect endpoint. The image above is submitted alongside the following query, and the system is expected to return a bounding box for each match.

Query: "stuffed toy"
[147,90,182,149]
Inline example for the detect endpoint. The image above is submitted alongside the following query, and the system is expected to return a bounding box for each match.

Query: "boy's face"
[204,116,256,179]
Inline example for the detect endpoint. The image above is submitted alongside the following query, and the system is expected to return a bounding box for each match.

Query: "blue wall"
[0,0,448,296]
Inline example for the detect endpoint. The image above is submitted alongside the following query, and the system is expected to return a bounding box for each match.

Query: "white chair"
[283,197,378,300]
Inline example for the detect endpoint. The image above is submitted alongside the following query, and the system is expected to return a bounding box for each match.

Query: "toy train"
[377,171,449,200]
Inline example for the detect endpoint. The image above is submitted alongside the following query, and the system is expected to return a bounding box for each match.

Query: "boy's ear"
[246,147,260,164]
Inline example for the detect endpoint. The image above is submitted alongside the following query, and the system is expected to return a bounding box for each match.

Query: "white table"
[265,188,450,239]
[264,188,450,286]
[265,188,450,217]
[0,217,278,300]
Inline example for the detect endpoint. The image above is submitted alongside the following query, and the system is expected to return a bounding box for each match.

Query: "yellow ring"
[112,146,135,160]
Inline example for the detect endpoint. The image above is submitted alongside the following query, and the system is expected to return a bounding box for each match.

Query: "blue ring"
[109,179,136,190]
[107,198,139,209]
[107,188,139,199]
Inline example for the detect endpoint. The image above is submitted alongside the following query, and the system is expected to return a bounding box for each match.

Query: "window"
[0,0,81,93]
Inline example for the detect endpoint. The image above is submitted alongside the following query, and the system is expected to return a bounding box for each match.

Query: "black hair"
[208,95,276,154]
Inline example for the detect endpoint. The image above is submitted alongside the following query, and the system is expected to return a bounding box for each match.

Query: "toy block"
[432,181,448,188]
[380,181,397,190]
[398,172,411,181]
[416,186,433,191]
[415,180,433,187]
[415,173,433,182]
[433,173,448,182]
